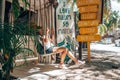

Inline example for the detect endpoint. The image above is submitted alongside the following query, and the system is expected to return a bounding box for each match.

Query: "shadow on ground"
[12,51,120,80]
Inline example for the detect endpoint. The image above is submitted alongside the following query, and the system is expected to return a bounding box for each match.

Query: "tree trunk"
[0,0,5,24]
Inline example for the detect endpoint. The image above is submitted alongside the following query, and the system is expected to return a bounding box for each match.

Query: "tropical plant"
[11,0,29,18]
[98,0,120,37]
[118,19,120,28]
[0,0,36,80]
[0,21,35,79]
[104,11,119,29]
[98,24,108,36]
[103,0,111,18]
[98,11,120,36]
[117,0,120,3]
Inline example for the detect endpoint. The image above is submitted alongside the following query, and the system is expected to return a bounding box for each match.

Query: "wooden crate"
[78,20,100,27]
[81,13,97,20]
[79,5,98,13]
[77,0,100,7]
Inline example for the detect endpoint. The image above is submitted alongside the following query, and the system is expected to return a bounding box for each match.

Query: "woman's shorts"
[46,46,54,54]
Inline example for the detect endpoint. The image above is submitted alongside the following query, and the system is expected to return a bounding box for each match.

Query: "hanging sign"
[56,0,75,46]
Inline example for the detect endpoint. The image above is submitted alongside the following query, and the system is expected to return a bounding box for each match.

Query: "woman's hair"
[36,26,43,35]
[37,26,42,29]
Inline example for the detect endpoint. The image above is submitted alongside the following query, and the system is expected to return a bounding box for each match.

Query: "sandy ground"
[11,50,120,80]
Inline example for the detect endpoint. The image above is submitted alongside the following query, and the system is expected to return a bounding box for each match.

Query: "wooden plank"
[15,57,38,63]
[97,0,103,23]
[79,27,98,34]
[79,5,98,13]
[15,57,38,66]
[77,0,100,7]
[77,34,101,42]
[81,13,97,20]
[87,42,91,63]
[78,20,100,27]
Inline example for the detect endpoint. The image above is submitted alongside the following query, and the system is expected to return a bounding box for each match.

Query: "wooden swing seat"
[38,52,56,64]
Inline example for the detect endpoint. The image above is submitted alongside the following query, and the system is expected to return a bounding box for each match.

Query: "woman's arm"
[44,28,55,44]
[50,28,55,44]
[43,28,50,42]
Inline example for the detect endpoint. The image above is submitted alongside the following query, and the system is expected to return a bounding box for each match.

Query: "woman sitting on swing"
[38,27,85,68]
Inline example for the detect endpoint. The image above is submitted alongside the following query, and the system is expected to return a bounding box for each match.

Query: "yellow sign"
[77,34,101,42]
[78,20,99,27]
[79,5,98,13]
[79,27,98,34]
[77,0,100,7]
[81,13,97,20]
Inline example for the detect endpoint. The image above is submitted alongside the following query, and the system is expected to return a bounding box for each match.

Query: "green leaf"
[22,0,30,10]
[11,0,20,18]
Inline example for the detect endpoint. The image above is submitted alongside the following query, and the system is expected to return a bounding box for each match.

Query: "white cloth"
[44,40,54,50]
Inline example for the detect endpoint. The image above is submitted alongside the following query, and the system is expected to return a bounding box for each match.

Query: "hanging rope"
[39,0,42,27]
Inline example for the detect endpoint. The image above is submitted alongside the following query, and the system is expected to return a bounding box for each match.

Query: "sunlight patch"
[21,73,49,80]
[28,67,40,73]
[43,70,66,77]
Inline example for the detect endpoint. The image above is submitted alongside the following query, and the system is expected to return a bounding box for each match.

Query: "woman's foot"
[77,60,85,68]
[58,63,68,69]
[77,60,85,65]
[69,60,85,69]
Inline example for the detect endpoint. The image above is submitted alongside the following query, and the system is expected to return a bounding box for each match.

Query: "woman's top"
[44,40,54,50]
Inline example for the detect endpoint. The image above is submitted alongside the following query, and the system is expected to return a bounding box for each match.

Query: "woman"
[39,27,85,68]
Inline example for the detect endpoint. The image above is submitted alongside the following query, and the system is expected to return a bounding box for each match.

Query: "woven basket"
[79,5,98,13]
[81,13,97,20]
[77,0,100,7]
[78,20,100,27]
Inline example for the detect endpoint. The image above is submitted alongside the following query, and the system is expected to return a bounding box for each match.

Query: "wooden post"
[1,0,5,24]
[97,0,104,23]
[78,42,82,60]
[76,0,102,63]
[53,0,58,63]
[54,7,57,45]
[53,0,58,46]
[87,42,90,62]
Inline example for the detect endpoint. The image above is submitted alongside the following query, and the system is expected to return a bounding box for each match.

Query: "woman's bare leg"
[53,47,67,68]
[60,52,66,64]
[56,48,79,65]
[53,47,78,63]
[58,51,67,68]
[66,51,79,64]
[53,47,83,68]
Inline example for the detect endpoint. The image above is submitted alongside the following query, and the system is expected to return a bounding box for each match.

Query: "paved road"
[90,43,120,54]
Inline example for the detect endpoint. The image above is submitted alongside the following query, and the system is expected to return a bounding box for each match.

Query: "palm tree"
[98,0,120,37]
